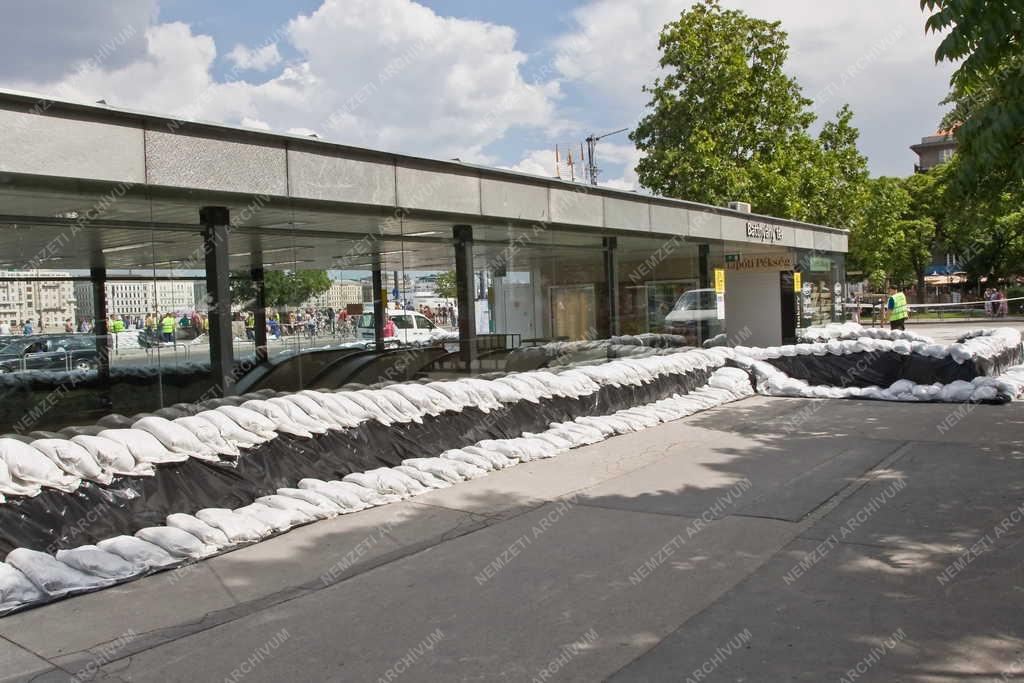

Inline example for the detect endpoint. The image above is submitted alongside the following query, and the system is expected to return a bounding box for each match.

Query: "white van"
[356,310,439,345]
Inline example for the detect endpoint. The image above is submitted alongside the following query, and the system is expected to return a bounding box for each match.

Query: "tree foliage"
[922,0,1024,195]
[631,1,869,228]
[231,270,332,309]
[433,270,458,299]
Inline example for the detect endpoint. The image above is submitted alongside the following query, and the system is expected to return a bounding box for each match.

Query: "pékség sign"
[745,221,784,243]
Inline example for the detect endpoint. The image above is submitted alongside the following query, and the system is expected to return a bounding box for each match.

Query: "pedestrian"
[883,284,909,331]
[64,318,74,333]
[997,288,1008,318]
[22,319,33,335]
[384,316,396,339]
[0,320,10,336]
[160,312,176,343]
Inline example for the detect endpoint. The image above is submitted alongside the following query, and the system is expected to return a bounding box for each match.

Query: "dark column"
[697,244,711,342]
[251,260,268,362]
[454,225,476,370]
[602,237,619,338]
[372,262,385,352]
[90,266,110,383]
[200,206,234,396]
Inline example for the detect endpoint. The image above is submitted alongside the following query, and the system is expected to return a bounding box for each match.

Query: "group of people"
[985,288,1010,317]
[416,303,455,326]
[0,320,37,336]
[243,307,356,342]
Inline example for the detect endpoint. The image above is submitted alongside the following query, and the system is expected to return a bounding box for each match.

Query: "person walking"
[883,284,910,331]
[22,319,33,335]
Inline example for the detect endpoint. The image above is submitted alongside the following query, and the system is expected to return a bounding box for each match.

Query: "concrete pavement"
[1,395,1022,682]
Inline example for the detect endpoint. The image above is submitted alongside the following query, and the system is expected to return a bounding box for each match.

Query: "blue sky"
[1,0,956,191]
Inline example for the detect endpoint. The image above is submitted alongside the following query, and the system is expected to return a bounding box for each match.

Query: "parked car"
[356,310,439,346]
[664,289,719,327]
[0,334,101,373]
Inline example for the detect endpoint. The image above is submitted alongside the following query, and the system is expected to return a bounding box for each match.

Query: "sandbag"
[6,547,113,596]
[195,508,267,543]
[235,503,296,533]
[97,535,179,570]
[96,429,189,465]
[275,487,343,515]
[70,434,154,477]
[255,494,325,521]
[173,416,240,457]
[30,438,112,485]
[54,545,140,580]
[166,513,232,548]
[133,416,218,461]
[135,526,218,559]
[241,400,314,438]
[0,562,45,613]
[393,465,452,489]
[214,406,278,441]
[266,397,331,434]
[296,479,372,510]
[0,438,80,494]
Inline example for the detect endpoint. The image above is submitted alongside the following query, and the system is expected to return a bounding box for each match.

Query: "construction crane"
[584,127,628,185]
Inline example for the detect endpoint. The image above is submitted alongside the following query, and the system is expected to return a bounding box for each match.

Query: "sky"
[0,0,956,194]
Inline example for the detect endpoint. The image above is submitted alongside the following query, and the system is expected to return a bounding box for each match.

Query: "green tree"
[850,177,911,290]
[434,270,457,299]
[231,270,332,309]
[631,1,869,228]
[922,0,1024,194]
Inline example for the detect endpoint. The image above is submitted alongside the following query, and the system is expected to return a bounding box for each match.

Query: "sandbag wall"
[0,358,717,558]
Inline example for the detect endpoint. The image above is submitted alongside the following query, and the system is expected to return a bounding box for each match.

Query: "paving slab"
[578,427,901,521]
[97,504,797,683]
[0,637,54,683]
[803,440,1024,555]
[610,536,1024,682]
[687,395,1024,447]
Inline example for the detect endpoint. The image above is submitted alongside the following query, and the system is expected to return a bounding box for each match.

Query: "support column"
[602,237,619,337]
[200,206,235,396]
[251,259,268,362]
[90,266,110,383]
[454,225,476,371]
[697,244,711,343]
[372,262,385,352]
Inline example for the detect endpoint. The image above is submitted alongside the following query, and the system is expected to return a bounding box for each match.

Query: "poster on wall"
[714,268,726,320]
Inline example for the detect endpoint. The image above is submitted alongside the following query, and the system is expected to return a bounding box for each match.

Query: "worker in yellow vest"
[160,312,176,343]
[884,285,909,331]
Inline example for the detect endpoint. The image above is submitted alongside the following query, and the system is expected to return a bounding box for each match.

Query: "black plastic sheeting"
[0,366,713,557]
[765,346,1021,388]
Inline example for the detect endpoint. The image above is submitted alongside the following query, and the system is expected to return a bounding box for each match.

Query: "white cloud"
[227,43,282,71]
[553,0,955,176]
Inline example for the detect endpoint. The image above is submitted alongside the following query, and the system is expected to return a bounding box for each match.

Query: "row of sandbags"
[735,353,1024,403]
[798,322,934,344]
[0,349,732,502]
[0,365,752,615]
[737,327,1021,365]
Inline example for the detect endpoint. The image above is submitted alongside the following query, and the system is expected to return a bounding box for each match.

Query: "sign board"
[745,221,784,244]
[713,268,726,294]
[725,253,741,263]
[725,254,795,272]
[809,256,832,272]
[793,272,802,292]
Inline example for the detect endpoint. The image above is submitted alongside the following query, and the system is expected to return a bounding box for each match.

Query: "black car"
[0,335,101,373]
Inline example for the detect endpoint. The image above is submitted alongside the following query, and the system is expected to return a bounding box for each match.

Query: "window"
[417,316,436,330]
[392,314,414,329]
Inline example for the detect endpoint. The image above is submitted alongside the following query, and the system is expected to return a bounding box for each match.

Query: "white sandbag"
[453,445,516,469]
[298,391,363,428]
[6,548,112,596]
[971,385,998,402]
[888,379,916,396]
[96,536,178,571]
[279,394,343,429]
[0,562,45,612]
[214,405,279,440]
[394,465,453,489]
[97,429,189,465]
[173,416,240,457]
[384,384,440,416]
[495,376,541,403]
[508,437,560,460]
[911,384,942,401]
[28,438,111,485]
[276,487,344,514]
[55,545,142,581]
[136,526,218,559]
[475,438,536,462]
[255,494,325,521]
[71,435,153,477]
[267,397,331,433]
[372,390,424,423]
[195,411,268,448]
[400,457,464,483]
[479,379,522,404]
[343,469,415,497]
[236,503,297,533]
[196,508,268,543]
[577,414,633,435]
[459,378,504,411]
[522,430,574,450]
[0,438,79,494]
[439,448,494,471]
[133,416,218,461]
[939,380,976,402]
[340,391,394,425]
[166,513,232,548]
[309,478,401,505]
[242,399,314,438]
[297,479,375,509]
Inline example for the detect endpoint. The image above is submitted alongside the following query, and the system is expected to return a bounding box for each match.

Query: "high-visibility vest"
[161,316,175,333]
[889,292,909,321]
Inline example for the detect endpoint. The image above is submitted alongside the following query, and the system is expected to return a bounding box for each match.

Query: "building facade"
[911,131,957,173]
[0,270,75,331]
